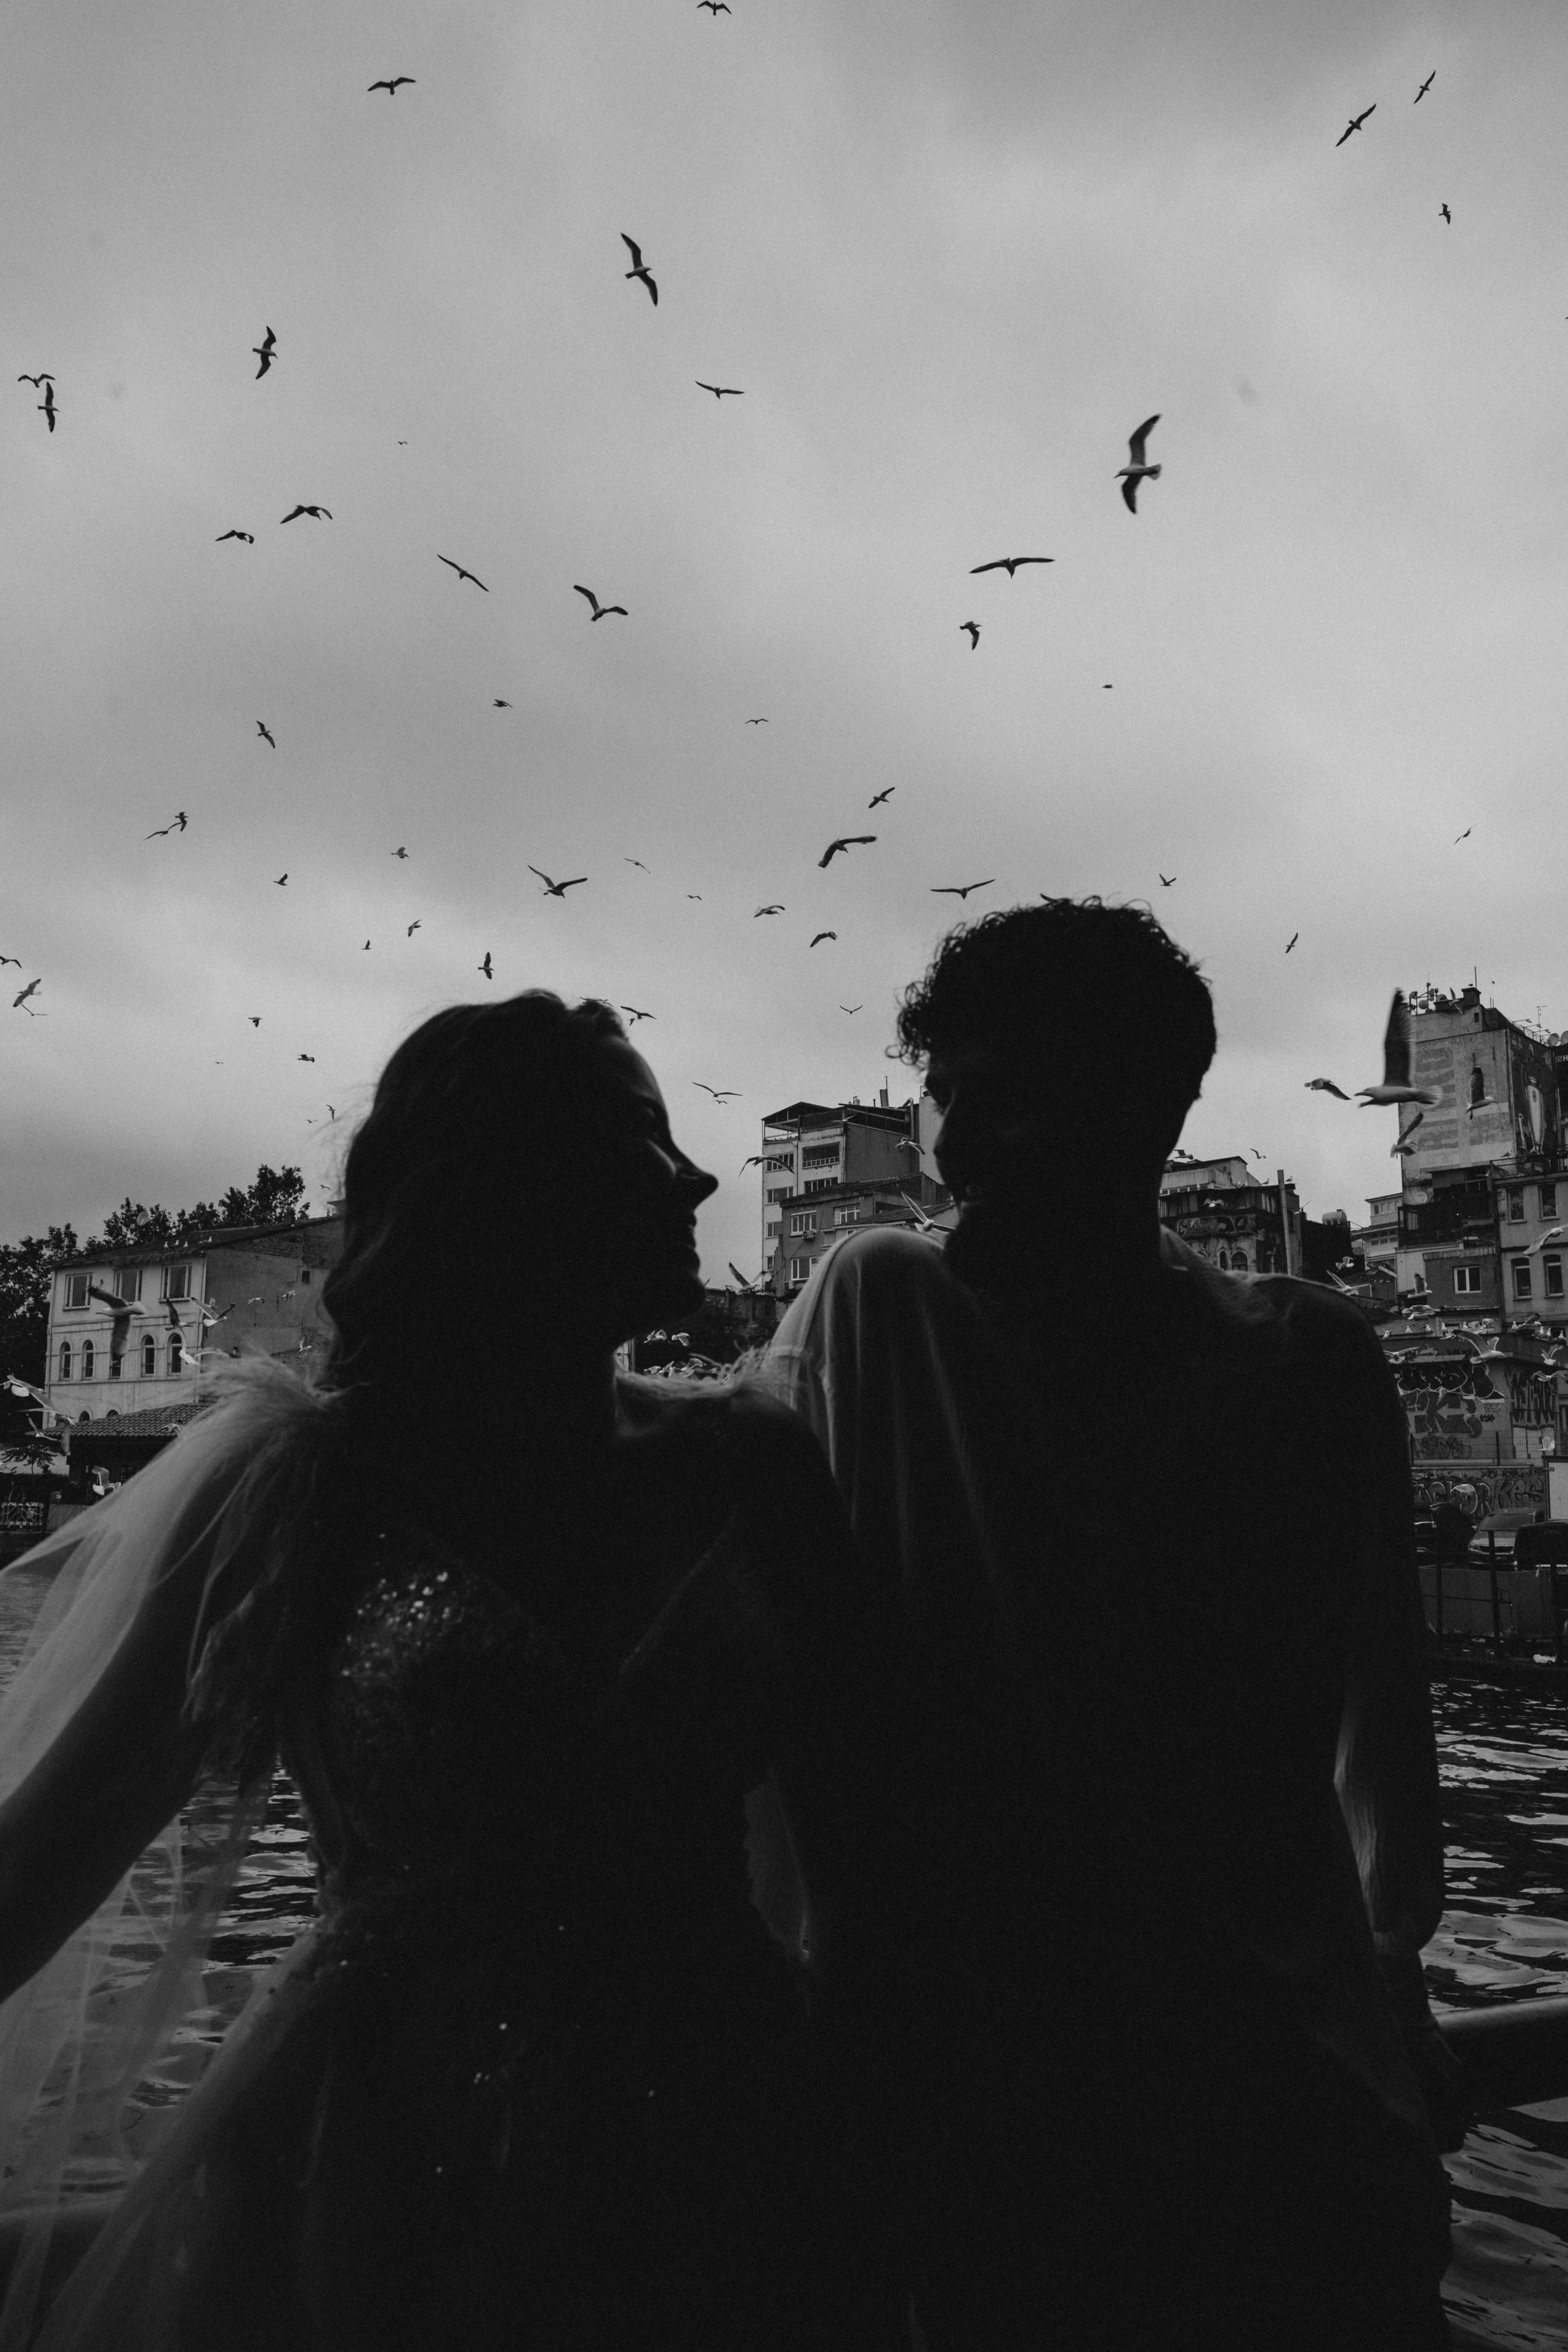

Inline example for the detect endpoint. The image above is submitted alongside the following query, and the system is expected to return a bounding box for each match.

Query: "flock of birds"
[2,49,1515,1248]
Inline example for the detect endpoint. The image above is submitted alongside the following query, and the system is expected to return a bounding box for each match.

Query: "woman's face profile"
[573,1031,718,1331]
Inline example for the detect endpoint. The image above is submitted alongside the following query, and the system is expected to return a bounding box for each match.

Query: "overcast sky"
[3,0,1566,1281]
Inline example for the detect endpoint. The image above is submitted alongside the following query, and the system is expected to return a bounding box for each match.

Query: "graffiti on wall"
[1393,1360,1505,1455]
[1410,1461,1547,1521]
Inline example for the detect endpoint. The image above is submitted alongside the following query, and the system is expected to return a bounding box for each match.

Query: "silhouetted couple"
[0,900,1453,2350]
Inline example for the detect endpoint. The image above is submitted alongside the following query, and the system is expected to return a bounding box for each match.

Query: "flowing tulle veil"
[0,1361,339,2348]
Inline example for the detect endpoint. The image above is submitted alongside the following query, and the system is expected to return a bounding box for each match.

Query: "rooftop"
[57,1403,206,1441]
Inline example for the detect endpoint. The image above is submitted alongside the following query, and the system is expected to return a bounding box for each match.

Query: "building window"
[1453,1265,1481,1295]
[1513,1260,1533,1300]
[1507,1189,1525,1223]
[788,1257,812,1286]
[765,1221,781,1240]
[139,1332,156,1375]
[1231,1249,1248,1273]
[164,1265,192,1301]
[108,1349,122,1379]
[766,1186,790,1204]
[58,1341,71,1381]
[801,1145,839,1169]
[1546,1256,1564,1300]
[81,1341,95,1380]
[1470,1067,1486,1106]
[804,1178,838,1194]
[834,1203,864,1226]
[64,1273,90,1310]
[1216,1247,1230,1270]
[1542,1184,1559,1220]
[116,1269,143,1303]
[789,1212,818,1236]
[1412,1271,1428,1294]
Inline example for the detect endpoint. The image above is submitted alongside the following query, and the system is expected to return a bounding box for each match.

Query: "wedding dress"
[0,1365,856,2351]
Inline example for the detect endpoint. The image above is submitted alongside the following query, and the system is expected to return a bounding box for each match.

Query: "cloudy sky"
[3,0,1566,1281]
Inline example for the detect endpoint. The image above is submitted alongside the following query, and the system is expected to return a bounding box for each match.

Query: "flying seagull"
[37,383,55,432]
[960,622,980,649]
[1336,105,1376,146]
[438,554,488,590]
[696,381,742,397]
[493,698,511,707]
[1357,991,1444,1106]
[252,328,277,379]
[257,721,276,748]
[693,1082,740,1100]
[969,557,1054,577]
[698,2,730,12]
[1305,1079,1351,1100]
[840,1004,863,1015]
[479,952,493,979]
[216,530,254,544]
[869,787,894,807]
[621,1005,655,1023]
[274,873,288,886]
[368,76,415,94]
[810,932,836,947]
[1440,203,1451,224]
[298,1053,315,1063]
[1527,1227,1565,1258]
[145,812,187,836]
[529,867,586,898]
[931,879,994,899]
[406,920,421,937]
[1158,873,1175,887]
[574,584,627,620]
[16,373,52,387]
[745,717,768,725]
[754,903,784,916]
[1455,827,1470,844]
[819,835,876,867]
[392,845,408,859]
[280,505,331,523]
[625,858,650,872]
[0,953,18,967]
[1415,71,1434,101]
[248,1017,261,1026]
[1285,933,1298,953]
[12,979,41,1013]
[1118,415,1161,512]
[621,235,658,306]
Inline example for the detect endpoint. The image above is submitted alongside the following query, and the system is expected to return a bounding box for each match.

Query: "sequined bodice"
[291,1520,785,1956]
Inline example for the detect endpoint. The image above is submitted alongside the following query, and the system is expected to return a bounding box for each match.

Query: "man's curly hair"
[895,897,1216,1144]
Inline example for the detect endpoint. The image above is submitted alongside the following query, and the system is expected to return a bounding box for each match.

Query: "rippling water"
[3,1558,1565,2340]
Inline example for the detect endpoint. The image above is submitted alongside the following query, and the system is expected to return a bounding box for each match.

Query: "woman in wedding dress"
[0,993,899,2349]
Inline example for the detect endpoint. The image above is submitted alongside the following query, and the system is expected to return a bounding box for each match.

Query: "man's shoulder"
[1165,1232,1383,1373]
[776,1227,971,1341]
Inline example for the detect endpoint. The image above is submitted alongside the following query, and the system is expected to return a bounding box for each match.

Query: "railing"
[0,1500,47,1534]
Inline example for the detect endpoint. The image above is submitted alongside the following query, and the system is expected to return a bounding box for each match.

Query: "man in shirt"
[764,898,1455,2350]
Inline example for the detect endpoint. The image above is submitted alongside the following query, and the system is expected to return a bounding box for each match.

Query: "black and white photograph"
[1,3,1565,2346]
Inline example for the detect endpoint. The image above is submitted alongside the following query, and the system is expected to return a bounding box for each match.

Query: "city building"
[1393,984,1565,1312]
[758,1087,951,1296]
[1351,1191,1400,1287]
[42,1215,344,1478]
[1157,1156,1303,1276]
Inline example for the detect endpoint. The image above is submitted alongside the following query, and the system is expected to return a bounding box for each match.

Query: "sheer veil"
[0,1361,337,2348]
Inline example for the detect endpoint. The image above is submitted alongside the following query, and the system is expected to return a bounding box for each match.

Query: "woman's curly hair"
[895,897,1216,1142]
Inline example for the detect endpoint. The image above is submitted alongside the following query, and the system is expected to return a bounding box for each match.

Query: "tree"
[0,1226,83,1391]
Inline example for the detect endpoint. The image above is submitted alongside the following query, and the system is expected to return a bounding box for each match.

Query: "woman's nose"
[680,1158,719,1205]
